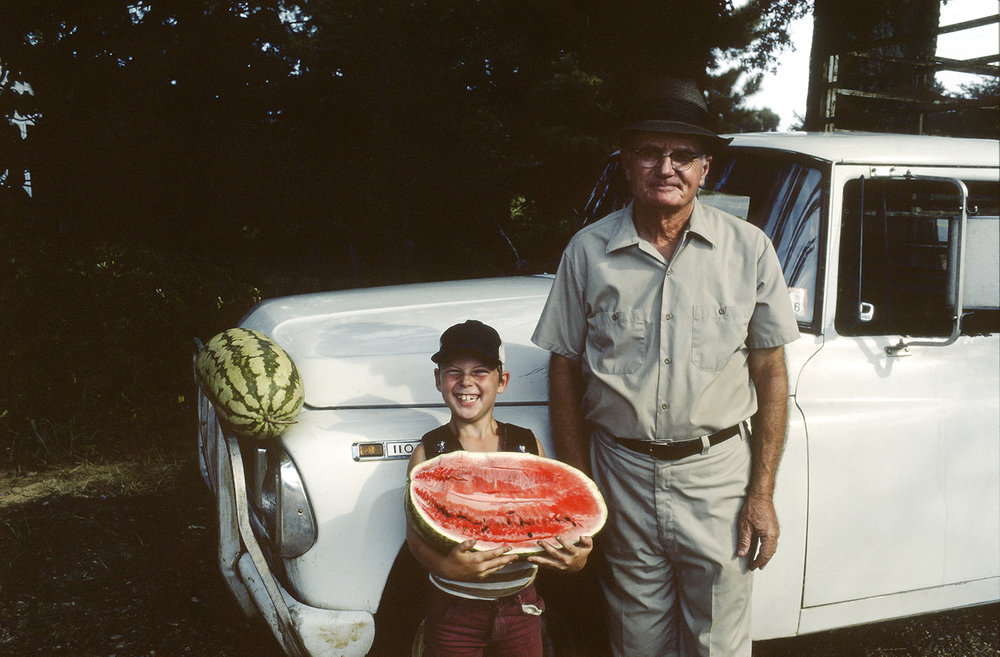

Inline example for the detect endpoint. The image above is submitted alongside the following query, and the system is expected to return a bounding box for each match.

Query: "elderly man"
[531,77,799,657]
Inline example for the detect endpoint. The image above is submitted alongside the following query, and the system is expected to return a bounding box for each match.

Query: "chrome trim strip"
[226,435,309,657]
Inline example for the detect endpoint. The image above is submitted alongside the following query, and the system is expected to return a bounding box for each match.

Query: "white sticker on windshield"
[788,287,809,319]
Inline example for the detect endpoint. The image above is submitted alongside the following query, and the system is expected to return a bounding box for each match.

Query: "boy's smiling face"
[435,354,509,426]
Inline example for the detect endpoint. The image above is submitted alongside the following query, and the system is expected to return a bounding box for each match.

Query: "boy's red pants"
[422,582,545,657]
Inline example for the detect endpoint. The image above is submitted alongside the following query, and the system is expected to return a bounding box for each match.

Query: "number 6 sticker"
[788,287,808,319]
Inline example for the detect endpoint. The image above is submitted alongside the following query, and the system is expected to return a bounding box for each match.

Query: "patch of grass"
[0,450,189,604]
[0,454,186,509]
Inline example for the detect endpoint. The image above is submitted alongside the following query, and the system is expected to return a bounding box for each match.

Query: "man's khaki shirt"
[531,199,800,442]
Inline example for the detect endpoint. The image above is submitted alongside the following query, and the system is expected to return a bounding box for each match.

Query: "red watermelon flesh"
[406,451,607,554]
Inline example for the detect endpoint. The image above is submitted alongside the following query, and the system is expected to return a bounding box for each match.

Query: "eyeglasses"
[628,147,705,171]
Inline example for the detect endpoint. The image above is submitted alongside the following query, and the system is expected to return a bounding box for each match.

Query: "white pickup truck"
[195,132,999,657]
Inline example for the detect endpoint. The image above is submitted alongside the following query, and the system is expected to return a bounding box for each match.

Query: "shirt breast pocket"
[587,309,648,375]
[691,305,752,371]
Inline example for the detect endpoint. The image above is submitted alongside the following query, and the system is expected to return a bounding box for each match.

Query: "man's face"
[622,133,710,214]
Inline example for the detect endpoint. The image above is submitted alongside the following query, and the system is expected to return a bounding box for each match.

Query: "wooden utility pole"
[804,0,999,134]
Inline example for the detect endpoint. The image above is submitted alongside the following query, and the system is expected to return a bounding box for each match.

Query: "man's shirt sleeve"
[747,237,801,350]
[532,247,588,361]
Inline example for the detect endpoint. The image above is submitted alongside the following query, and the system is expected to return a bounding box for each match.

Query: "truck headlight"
[257,446,317,558]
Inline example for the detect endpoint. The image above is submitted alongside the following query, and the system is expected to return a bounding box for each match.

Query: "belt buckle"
[700,435,711,456]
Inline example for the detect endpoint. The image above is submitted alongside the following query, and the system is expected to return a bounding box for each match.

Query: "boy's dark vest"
[420,422,539,456]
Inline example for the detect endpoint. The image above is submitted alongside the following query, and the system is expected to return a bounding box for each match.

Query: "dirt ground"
[1,457,997,657]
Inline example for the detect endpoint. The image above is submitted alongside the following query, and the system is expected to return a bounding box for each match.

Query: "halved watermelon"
[406,451,607,555]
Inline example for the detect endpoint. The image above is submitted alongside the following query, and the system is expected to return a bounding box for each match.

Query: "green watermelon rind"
[196,327,305,441]
[405,451,608,557]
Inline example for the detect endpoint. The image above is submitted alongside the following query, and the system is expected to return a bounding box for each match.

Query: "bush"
[1,230,268,469]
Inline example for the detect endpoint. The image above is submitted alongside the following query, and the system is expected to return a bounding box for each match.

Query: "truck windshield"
[705,150,825,329]
[570,149,826,331]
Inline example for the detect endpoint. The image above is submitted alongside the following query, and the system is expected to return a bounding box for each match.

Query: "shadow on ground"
[1,456,997,657]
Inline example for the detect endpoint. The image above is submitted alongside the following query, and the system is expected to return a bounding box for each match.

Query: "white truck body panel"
[196,132,1000,654]
[799,161,1000,615]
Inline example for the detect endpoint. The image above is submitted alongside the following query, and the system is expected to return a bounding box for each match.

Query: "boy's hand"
[527,535,593,573]
[440,540,519,581]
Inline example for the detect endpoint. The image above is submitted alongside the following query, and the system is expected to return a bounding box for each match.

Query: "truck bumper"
[234,552,374,657]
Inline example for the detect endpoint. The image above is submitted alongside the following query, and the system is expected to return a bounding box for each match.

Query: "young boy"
[406,319,593,657]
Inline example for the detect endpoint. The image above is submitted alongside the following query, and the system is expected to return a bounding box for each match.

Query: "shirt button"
[718,307,727,315]
[663,357,672,365]
[661,402,670,410]
[664,313,673,320]
[666,269,673,276]
[611,312,619,321]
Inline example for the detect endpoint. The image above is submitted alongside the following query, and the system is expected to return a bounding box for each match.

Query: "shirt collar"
[607,199,717,254]
[687,199,717,247]
[607,206,641,254]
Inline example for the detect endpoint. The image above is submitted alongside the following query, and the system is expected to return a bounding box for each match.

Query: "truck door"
[796,175,1000,615]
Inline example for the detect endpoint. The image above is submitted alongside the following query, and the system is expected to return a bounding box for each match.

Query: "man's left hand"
[737,494,780,570]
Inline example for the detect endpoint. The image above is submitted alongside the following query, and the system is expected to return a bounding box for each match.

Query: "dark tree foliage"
[1,1,294,249]
[0,0,993,469]
[707,68,781,133]
[1,0,806,281]
[0,0,807,465]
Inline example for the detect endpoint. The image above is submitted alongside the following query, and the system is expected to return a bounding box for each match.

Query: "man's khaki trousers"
[590,428,753,657]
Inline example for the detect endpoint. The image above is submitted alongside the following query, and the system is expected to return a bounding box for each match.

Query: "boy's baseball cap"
[432,320,505,370]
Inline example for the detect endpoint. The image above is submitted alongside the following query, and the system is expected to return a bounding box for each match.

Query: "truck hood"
[239,276,555,408]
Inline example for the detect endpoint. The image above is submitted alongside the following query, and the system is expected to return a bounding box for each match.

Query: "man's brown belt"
[614,422,744,460]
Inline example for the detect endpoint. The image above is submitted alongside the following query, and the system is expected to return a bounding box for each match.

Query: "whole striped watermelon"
[196,328,304,440]
[406,451,607,556]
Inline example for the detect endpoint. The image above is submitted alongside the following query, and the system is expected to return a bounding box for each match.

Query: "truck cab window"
[961,181,1000,335]
[836,178,999,338]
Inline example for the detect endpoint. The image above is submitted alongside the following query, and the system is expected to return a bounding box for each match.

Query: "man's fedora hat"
[621,77,733,152]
